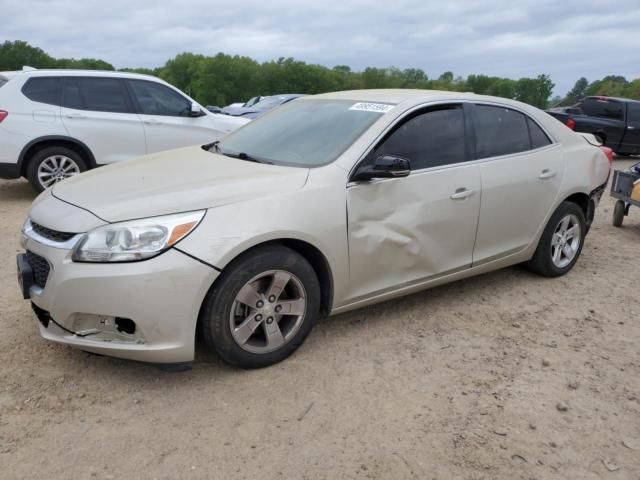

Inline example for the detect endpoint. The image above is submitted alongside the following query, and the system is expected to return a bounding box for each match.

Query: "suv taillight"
[599,146,614,165]
[566,118,576,130]
[0,110,7,123]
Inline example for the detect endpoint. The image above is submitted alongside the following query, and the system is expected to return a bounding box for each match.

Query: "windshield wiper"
[205,142,272,164]
[222,151,272,164]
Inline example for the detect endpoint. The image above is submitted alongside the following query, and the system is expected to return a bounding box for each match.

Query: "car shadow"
[69,264,543,384]
[0,179,36,202]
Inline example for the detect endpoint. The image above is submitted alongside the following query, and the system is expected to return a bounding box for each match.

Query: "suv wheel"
[200,245,321,368]
[526,201,586,277]
[26,146,87,192]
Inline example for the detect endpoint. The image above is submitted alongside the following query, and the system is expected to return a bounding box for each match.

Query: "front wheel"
[200,245,321,368]
[526,202,586,277]
[26,146,87,192]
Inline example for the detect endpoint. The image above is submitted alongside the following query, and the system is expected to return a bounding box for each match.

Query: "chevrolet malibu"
[17,90,611,369]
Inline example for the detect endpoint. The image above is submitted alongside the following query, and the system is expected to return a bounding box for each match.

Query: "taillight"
[0,110,7,123]
[566,118,576,130]
[599,146,614,165]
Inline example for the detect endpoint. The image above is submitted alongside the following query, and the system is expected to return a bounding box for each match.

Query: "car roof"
[311,88,529,108]
[0,71,20,80]
[2,68,159,82]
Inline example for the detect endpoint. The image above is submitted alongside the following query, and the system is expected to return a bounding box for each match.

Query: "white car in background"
[0,68,249,191]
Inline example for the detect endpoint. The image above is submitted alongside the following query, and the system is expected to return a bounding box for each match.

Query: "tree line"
[1,40,637,109]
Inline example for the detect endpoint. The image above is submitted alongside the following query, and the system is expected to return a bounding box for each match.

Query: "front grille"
[26,251,50,288]
[31,221,76,243]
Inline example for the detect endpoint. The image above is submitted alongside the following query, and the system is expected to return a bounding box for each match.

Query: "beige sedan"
[17,90,611,368]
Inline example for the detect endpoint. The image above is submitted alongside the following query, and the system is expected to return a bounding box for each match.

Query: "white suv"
[0,69,249,191]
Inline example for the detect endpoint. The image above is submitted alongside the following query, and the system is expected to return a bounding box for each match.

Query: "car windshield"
[216,99,392,167]
[0,77,8,88]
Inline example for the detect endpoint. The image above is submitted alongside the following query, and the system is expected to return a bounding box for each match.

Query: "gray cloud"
[2,0,639,95]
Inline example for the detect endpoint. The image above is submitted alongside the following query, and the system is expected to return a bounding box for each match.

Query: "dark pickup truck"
[546,96,640,156]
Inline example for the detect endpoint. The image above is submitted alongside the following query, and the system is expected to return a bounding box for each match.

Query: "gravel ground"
[1,160,639,480]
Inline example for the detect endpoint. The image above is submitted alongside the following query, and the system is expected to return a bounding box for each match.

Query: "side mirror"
[352,155,411,182]
[189,102,205,117]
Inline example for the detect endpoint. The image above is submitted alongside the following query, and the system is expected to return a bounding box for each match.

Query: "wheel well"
[19,138,95,176]
[277,239,334,317]
[206,239,334,318]
[563,192,593,226]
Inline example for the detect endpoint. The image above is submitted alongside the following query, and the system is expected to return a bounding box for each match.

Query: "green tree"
[514,74,554,108]
[564,77,588,104]
[55,58,114,70]
[0,40,55,70]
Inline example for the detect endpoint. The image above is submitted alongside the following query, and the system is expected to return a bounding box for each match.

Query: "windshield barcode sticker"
[349,102,394,113]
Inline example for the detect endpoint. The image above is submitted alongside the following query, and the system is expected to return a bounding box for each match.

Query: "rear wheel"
[526,201,586,277]
[613,200,626,227]
[200,245,321,368]
[26,146,87,192]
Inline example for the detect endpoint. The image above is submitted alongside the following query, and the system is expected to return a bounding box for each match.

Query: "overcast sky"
[2,0,639,96]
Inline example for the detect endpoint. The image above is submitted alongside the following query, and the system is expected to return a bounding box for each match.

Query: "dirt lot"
[1,160,639,480]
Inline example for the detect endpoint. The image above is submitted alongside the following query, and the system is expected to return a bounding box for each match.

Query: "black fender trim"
[0,162,20,179]
[18,135,97,174]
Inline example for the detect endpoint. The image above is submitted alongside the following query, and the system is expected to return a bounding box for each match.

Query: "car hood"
[222,106,261,117]
[51,146,309,223]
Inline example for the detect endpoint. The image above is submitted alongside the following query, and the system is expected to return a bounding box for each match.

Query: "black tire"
[526,201,586,277]
[200,245,321,368]
[26,146,87,193]
[613,200,625,227]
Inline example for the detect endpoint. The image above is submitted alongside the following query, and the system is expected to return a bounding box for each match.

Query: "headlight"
[72,210,205,263]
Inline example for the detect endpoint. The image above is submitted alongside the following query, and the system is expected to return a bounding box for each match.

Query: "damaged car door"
[346,104,481,301]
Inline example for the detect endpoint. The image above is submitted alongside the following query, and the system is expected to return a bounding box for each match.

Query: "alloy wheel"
[37,155,81,188]
[229,270,307,354]
[550,213,582,268]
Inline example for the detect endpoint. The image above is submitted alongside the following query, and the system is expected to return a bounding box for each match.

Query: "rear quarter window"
[527,118,552,149]
[21,77,63,106]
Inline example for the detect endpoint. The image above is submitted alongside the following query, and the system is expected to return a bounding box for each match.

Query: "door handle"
[450,188,474,200]
[143,118,160,125]
[539,169,557,180]
[628,126,636,130]
[64,112,86,119]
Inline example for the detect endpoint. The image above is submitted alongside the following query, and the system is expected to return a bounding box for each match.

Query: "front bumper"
[20,234,218,363]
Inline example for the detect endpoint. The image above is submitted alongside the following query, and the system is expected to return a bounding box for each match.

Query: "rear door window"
[473,105,531,158]
[73,77,133,113]
[580,98,624,121]
[62,78,84,110]
[126,80,191,116]
[21,77,63,106]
